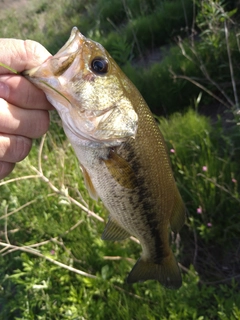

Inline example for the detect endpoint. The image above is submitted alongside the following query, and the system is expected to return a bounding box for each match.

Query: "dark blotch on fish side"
[124,142,165,264]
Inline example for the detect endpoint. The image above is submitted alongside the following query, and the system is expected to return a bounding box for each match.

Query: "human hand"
[0,39,53,179]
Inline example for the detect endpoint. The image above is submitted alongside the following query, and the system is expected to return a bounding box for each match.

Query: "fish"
[23,27,186,289]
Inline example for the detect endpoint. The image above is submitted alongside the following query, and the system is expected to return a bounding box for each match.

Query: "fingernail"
[0,81,10,100]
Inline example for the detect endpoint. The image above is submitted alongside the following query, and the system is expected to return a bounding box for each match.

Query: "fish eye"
[91,57,108,74]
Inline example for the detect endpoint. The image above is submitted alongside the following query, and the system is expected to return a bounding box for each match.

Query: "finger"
[0,161,15,180]
[0,75,54,110]
[0,134,32,163]
[0,98,50,138]
[0,39,51,73]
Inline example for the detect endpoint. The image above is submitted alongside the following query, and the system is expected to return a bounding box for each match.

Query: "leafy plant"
[1,0,240,318]
[159,109,240,280]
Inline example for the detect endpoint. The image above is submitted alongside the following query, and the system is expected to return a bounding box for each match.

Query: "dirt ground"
[0,0,30,10]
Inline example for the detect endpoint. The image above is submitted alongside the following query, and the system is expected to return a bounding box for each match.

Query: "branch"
[32,135,140,244]
[224,20,239,110]
[170,71,231,109]
[0,199,37,220]
[0,241,97,279]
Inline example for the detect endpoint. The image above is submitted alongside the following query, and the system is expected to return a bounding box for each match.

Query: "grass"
[0,0,195,115]
[159,109,240,280]
[1,0,239,115]
[0,110,240,319]
[0,0,240,318]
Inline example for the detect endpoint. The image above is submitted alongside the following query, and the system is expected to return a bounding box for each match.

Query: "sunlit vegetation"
[0,0,240,318]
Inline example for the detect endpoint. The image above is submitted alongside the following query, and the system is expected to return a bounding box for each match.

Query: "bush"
[1,0,240,318]
[159,109,240,280]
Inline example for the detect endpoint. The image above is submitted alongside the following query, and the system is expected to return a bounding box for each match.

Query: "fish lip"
[53,27,86,60]
[22,27,84,78]
[56,27,84,55]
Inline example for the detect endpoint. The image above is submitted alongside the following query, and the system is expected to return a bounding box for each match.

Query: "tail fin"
[127,251,182,289]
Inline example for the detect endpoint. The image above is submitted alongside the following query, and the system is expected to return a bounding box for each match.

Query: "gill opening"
[40,80,71,104]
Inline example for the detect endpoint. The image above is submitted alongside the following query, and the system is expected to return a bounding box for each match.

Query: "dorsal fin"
[170,189,186,233]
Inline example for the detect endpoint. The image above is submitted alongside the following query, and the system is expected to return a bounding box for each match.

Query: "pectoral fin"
[102,216,131,241]
[170,189,186,233]
[103,149,136,189]
[81,165,98,201]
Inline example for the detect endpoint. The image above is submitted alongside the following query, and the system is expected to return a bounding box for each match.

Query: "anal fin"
[102,216,131,241]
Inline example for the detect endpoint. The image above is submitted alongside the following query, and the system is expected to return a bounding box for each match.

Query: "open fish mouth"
[56,27,84,54]
[23,27,138,144]
[20,27,186,288]
[23,27,84,79]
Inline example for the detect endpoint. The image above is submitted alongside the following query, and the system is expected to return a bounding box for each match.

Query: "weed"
[0,0,240,318]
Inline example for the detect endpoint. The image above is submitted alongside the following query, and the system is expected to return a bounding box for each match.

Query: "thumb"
[0,39,51,73]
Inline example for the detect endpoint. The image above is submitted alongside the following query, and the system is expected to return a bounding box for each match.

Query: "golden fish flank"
[24,27,186,289]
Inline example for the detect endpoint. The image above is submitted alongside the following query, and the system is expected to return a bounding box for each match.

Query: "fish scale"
[23,27,186,289]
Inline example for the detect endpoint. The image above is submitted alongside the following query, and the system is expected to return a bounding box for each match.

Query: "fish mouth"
[23,27,84,78]
[23,27,138,144]
[22,27,87,111]
[56,27,84,54]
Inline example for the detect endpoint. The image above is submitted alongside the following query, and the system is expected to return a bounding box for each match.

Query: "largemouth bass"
[23,27,186,289]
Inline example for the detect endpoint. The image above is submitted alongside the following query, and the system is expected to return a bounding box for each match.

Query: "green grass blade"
[0,62,19,74]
